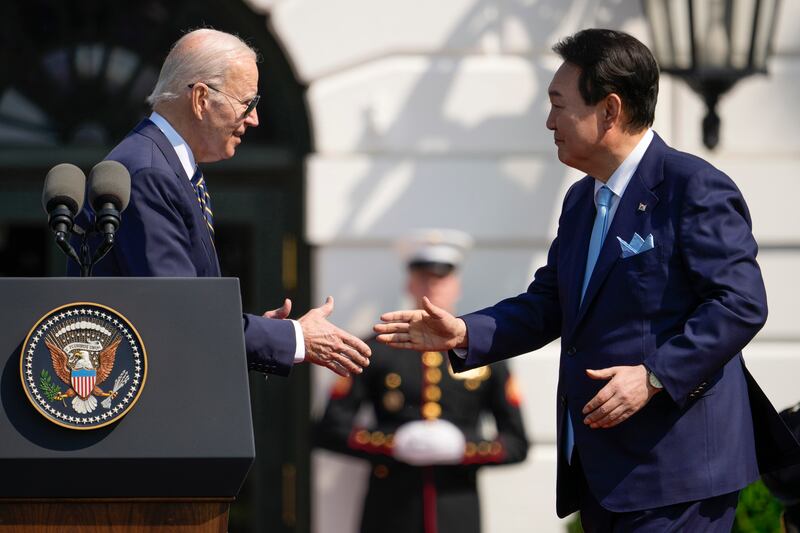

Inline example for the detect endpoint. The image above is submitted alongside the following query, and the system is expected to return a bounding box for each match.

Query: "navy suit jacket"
[451,133,799,515]
[70,119,296,376]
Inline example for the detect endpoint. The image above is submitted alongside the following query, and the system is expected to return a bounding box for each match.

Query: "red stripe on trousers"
[423,467,437,533]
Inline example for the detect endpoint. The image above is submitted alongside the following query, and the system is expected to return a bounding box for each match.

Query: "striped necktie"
[190,167,214,241]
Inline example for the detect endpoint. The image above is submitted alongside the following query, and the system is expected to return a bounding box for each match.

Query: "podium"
[0,278,255,532]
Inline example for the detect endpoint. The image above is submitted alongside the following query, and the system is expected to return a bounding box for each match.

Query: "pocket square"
[617,233,654,259]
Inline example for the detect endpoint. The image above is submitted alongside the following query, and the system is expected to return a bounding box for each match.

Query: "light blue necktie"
[581,185,613,302]
[565,185,613,464]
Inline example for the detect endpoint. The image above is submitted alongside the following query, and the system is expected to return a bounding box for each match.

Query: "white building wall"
[252,0,800,531]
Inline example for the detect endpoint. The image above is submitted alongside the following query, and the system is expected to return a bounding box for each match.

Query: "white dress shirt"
[592,128,654,232]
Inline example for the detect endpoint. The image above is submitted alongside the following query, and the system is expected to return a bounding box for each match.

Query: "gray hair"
[147,29,257,107]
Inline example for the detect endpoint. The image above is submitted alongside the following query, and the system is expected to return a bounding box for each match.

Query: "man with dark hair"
[375,28,799,531]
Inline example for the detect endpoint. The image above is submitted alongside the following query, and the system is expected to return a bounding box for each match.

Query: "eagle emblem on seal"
[44,321,122,414]
[20,303,147,430]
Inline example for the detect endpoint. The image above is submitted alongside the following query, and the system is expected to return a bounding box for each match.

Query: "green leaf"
[733,480,783,533]
[39,369,62,401]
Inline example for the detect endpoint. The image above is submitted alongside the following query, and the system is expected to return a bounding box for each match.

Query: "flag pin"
[638,203,647,212]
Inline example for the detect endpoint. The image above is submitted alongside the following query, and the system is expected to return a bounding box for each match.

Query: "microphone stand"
[78,228,92,278]
[51,213,120,278]
[47,205,88,277]
[88,203,121,276]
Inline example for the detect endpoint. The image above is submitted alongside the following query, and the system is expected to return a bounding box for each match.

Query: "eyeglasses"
[188,82,260,119]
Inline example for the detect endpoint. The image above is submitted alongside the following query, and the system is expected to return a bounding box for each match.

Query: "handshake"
[265,294,468,378]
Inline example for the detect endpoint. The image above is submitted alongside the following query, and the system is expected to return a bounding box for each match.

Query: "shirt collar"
[594,128,654,200]
[149,111,197,180]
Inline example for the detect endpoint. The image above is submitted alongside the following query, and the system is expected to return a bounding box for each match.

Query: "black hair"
[552,29,659,131]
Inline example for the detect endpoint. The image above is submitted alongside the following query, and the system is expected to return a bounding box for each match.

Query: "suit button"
[567,346,576,356]
[559,395,566,406]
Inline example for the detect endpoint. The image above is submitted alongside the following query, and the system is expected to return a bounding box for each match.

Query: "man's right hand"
[373,297,468,352]
[299,296,372,377]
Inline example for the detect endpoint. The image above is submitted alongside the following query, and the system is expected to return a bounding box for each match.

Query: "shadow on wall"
[312,0,642,334]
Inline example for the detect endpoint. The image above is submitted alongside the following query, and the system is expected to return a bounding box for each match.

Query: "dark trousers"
[575,457,739,533]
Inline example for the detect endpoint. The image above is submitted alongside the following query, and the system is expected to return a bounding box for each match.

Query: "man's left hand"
[582,364,661,429]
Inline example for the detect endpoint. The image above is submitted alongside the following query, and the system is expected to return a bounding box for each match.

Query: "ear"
[190,84,211,121]
[602,93,623,131]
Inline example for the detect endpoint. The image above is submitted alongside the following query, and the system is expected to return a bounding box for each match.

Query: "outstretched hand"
[373,297,468,352]
[299,296,372,377]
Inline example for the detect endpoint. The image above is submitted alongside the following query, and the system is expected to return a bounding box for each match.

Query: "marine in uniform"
[315,229,529,533]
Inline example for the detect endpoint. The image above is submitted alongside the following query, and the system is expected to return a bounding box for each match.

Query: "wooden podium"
[0,278,256,532]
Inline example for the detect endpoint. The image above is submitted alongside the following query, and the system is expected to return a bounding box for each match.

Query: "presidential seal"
[20,302,147,430]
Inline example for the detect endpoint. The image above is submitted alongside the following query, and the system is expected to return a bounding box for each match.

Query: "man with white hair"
[72,28,370,378]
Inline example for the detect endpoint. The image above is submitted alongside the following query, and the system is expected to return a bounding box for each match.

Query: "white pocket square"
[617,233,654,259]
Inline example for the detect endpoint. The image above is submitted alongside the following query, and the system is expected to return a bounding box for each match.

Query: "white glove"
[392,419,466,466]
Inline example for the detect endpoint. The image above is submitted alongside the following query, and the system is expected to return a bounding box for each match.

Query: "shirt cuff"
[453,348,468,359]
[291,320,305,363]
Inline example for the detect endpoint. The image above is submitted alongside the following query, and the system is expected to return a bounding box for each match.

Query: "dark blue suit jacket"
[451,133,798,515]
[70,119,296,376]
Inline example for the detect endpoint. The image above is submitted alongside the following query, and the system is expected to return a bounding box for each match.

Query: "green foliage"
[565,513,583,533]
[733,480,783,533]
[39,369,62,401]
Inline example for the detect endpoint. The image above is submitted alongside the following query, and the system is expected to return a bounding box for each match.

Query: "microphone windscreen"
[42,163,86,215]
[89,160,131,212]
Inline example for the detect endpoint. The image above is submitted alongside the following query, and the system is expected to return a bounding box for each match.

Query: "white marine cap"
[396,228,474,275]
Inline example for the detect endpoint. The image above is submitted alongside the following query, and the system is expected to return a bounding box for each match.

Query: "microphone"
[42,163,86,236]
[88,160,131,234]
[42,163,86,267]
[88,160,131,267]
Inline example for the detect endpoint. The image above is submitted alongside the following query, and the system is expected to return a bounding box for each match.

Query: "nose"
[546,108,556,131]
[245,108,259,127]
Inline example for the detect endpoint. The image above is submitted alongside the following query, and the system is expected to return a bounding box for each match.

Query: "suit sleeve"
[643,168,768,407]
[461,363,530,466]
[242,314,295,376]
[100,167,296,375]
[450,191,570,372]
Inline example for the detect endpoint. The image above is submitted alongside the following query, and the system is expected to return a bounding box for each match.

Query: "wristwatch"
[647,369,663,389]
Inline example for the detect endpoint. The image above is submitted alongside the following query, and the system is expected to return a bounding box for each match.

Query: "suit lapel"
[135,119,189,181]
[135,119,221,276]
[571,135,665,330]
[562,180,596,324]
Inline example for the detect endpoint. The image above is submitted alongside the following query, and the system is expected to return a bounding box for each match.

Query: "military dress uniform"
[315,339,529,533]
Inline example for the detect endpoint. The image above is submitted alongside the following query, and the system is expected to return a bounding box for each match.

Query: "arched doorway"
[0,2,312,531]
